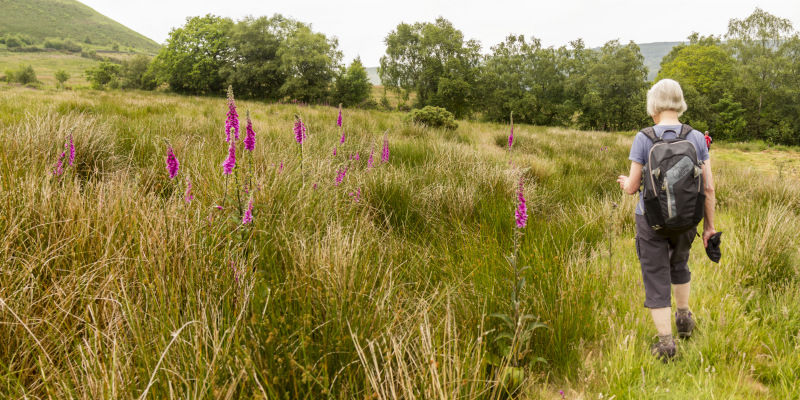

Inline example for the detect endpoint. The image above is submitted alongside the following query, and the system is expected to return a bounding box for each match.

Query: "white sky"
[79,0,799,67]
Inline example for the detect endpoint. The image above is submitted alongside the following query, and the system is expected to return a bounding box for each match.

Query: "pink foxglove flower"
[67,133,75,166]
[349,188,361,202]
[225,86,239,143]
[222,142,236,175]
[335,168,347,186]
[333,146,337,156]
[294,115,307,144]
[340,128,346,144]
[367,145,374,170]
[352,152,359,161]
[53,151,65,176]
[242,199,253,225]
[337,104,343,127]
[244,111,256,151]
[515,176,528,228]
[381,132,390,163]
[166,146,180,179]
[278,161,283,174]
[184,178,194,203]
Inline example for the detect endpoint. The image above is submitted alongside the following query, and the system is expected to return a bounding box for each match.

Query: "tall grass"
[1,87,798,398]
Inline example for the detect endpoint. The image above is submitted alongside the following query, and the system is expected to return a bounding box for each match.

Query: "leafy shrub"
[86,62,122,89]
[5,36,21,48]
[14,64,37,84]
[404,106,458,130]
[3,69,13,84]
[55,70,70,87]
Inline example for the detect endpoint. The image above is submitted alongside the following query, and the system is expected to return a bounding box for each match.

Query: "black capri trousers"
[635,213,697,309]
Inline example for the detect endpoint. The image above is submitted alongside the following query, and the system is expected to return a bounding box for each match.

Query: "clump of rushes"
[508,111,514,150]
[489,174,548,394]
[381,131,390,163]
[225,85,239,142]
[166,146,180,179]
[294,115,307,186]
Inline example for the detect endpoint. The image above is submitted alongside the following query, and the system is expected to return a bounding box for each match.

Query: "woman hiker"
[616,79,717,361]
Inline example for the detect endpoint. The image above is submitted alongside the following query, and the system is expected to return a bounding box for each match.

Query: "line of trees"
[144,14,371,107]
[380,9,800,144]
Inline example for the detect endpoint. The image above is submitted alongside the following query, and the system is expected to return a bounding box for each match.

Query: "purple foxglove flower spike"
[184,178,194,203]
[53,151,65,176]
[335,168,347,186]
[166,146,180,179]
[340,128,346,144]
[279,161,283,174]
[337,104,343,127]
[367,145,374,170]
[222,142,236,175]
[242,199,253,225]
[381,132,390,163]
[244,111,256,151]
[67,133,75,166]
[515,176,528,228]
[225,86,239,143]
[294,115,307,144]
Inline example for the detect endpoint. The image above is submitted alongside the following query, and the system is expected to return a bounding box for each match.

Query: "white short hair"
[646,79,687,117]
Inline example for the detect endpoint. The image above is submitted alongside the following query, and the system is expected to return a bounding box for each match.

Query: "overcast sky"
[79,0,799,67]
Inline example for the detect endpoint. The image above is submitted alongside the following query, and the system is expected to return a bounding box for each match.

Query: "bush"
[3,69,13,84]
[14,64,37,84]
[55,70,70,87]
[404,106,458,130]
[5,36,21,48]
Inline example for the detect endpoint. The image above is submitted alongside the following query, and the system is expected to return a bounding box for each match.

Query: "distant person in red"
[704,131,712,150]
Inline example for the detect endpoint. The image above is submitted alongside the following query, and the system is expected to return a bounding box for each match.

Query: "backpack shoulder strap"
[640,127,661,144]
[678,124,694,139]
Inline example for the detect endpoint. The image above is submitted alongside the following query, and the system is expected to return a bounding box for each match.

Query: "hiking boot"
[650,339,676,362]
[675,311,696,339]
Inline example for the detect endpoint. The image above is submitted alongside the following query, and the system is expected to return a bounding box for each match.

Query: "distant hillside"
[638,42,683,80]
[366,41,681,85]
[0,0,160,53]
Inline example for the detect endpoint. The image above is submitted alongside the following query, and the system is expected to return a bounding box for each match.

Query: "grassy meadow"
[1,85,799,399]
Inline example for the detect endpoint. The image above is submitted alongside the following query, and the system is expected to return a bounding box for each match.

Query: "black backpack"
[640,124,705,236]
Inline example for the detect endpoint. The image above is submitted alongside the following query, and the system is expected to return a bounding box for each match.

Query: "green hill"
[0,0,160,54]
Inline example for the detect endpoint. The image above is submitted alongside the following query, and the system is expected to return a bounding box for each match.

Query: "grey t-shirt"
[628,125,710,215]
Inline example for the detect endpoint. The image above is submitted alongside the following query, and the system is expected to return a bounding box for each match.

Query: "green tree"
[379,17,481,117]
[657,38,737,129]
[277,24,342,101]
[14,64,37,84]
[153,14,234,95]
[5,36,21,48]
[85,62,122,90]
[726,8,797,138]
[714,93,747,141]
[4,69,13,84]
[334,57,372,107]
[54,69,70,88]
[580,40,649,131]
[120,55,157,90]
[480,35,578,125]
[220,15,294,100]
